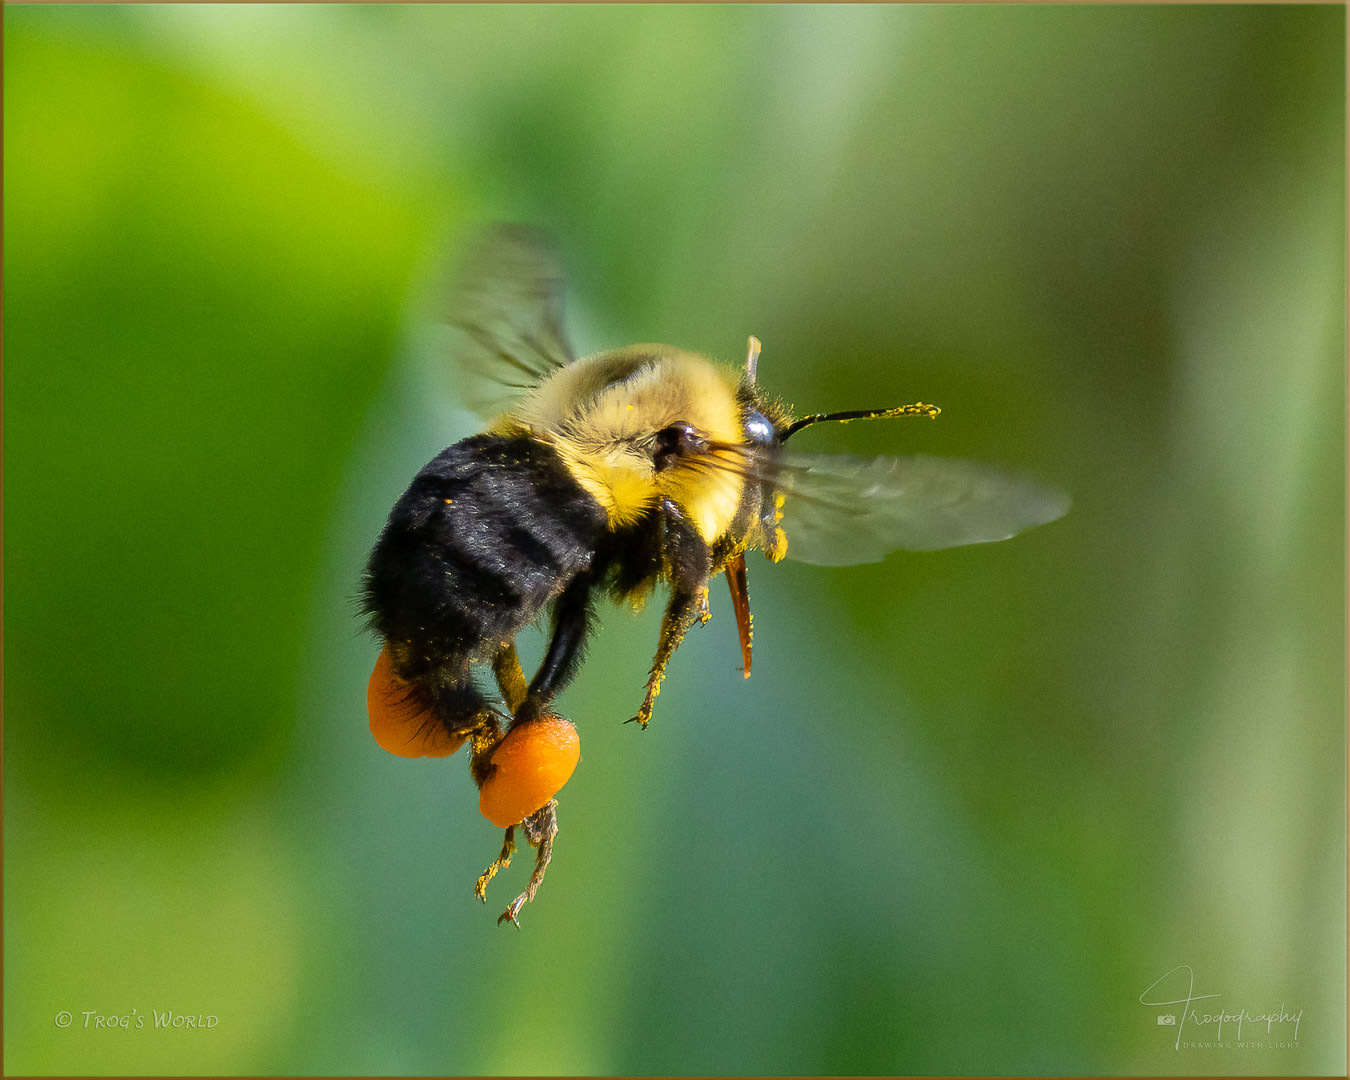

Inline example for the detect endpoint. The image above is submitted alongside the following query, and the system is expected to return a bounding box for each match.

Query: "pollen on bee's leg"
[367,646,468,758]
[497,799,559,927]
[627,674,662,728]
[477,715,580,827]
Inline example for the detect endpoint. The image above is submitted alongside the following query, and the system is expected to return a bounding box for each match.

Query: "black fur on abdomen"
[363,433,608,688]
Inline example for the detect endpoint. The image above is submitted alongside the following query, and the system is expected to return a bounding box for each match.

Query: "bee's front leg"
[630,499,711,728]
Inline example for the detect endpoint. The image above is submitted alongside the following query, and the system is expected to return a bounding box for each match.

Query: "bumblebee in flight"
[362,226,1068,925]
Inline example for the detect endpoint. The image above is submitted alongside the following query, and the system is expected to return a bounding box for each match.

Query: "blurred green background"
[4,4,1344,1076]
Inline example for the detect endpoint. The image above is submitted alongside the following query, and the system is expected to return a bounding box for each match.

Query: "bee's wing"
[773,452,1070,566]
[438,224,575,420]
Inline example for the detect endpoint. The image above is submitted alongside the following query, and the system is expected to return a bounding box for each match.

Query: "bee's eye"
[743,410,776,446]
[653,423,708,472]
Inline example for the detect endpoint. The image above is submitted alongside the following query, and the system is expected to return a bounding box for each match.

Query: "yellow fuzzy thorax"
[502,346,747,544]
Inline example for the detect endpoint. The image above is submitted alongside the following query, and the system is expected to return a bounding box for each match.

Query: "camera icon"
[1157,1014,1177,1026]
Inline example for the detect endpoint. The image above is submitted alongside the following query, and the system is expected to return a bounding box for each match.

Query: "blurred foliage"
[4,4,1344,1077]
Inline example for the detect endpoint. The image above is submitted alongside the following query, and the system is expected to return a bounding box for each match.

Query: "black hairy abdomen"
[363,434,608,677]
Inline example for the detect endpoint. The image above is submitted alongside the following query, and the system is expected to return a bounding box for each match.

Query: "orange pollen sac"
[478,716,581,828]
[367,645,465,758]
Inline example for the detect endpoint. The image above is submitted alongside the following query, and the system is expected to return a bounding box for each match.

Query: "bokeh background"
[4,4,1344,1076]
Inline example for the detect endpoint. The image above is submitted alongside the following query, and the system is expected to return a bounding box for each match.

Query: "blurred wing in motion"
[774,453,1071,566]
[440,224,575,419]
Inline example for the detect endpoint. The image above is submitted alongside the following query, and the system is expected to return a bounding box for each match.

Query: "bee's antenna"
[744,336,762,386]
[782,401,941,441]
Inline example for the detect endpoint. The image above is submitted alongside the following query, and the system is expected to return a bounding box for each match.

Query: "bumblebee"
[363,225,1068,925]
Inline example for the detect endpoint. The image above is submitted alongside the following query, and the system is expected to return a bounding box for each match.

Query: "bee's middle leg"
[516,572,597,723]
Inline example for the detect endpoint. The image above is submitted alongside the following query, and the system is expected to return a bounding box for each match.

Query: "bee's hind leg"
[467,640,528,789]
[491,641,530,714]
[474,824,516,902]
[475,642,562,926]
[472,640,530,908]
[497,798,559,927]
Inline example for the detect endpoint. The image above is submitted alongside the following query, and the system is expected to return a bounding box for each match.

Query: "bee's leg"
[630,588,705,727]
[696,587,713,625]
[476,645,565,923]
[381,624,502,738]
[474,824,516,902]
[465,641,536,787]
[516,573,596,722]
[630,500,711,728]
[491,641,529,714]
[497,798,559,927]
[467,645,533,908]
[387,646,497,744]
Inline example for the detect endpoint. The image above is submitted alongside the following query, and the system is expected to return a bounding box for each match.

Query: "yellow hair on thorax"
[504,345,747,543]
